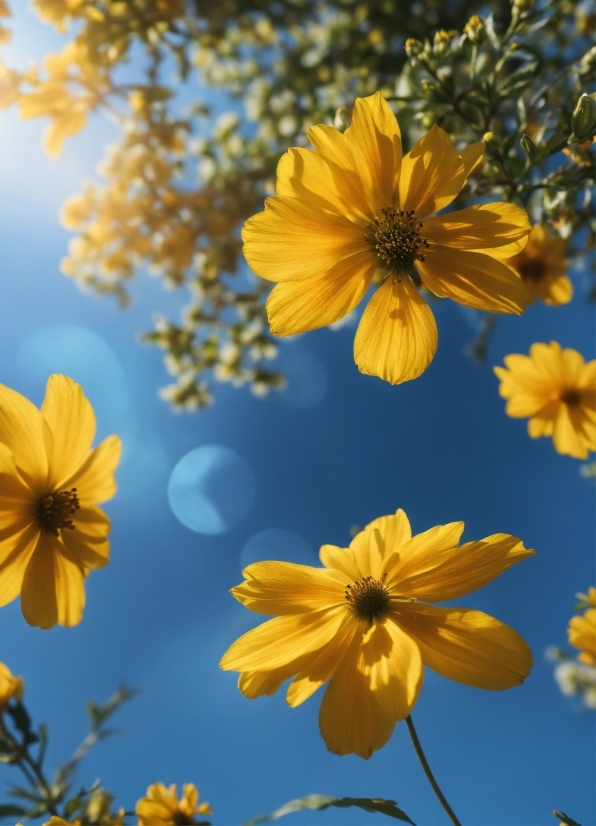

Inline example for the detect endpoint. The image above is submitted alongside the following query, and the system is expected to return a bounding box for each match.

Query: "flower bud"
[433,29,452,56]
[570,94,596,142]
[520,133,537,161]
[482,131,497,143]
[512,0,534,10]
[464,15,486,44]
[404,38,424,58]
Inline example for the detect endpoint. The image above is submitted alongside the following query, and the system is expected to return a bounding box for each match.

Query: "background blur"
[0,4,594,826]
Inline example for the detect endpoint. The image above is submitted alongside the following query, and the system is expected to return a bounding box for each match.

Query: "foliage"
[0,0,593,408]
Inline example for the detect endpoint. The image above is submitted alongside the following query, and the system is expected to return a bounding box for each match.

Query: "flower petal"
[276,147,347,214]
[399,125,465,218]
[220,606,346,672]
[231,561,345,615]
[418,247,529,314]
[345,92,402,211]
[41,374,96,489]
[395,533,535,602]
[287,616,358,706]
[460,142,484,178]
[349,527,386,579]
[238,656,314,699]
[0,444,34,531]
[319,543,361,580]
[354,276,438,384]
[0,523,40,607]
[553,403,589,459]
[360,618,423,721]
[542,274,573,306]
[21,531,86,628]
[385,522,464,587]
[364,508,412,555]
[266,251,376,336]
[0,384,48,485]
[423,203,531,251]
[63,434,121,505]
[242,196,368,283]
[60,528,110,570]
[318,625,396,758]
[392,603,532,690]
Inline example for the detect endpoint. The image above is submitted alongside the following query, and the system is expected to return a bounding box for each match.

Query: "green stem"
[405,715,462,826]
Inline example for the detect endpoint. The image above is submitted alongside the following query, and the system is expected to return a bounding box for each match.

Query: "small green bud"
[464,15,486,44]
[404,38,424,58]
[520,133,537,161]
[571,94,596,142]
[482,131,497,143]
[433,29,452,56]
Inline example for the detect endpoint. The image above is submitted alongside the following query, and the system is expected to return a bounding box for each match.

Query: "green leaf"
[0,805,27,817]
[498,62,538,97]
[242,794,416,826]
[520,134,537,161]
[552,810,582,826]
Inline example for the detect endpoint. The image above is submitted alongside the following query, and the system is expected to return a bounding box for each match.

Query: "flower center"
[366,208,429,274]
[518,257,546,283]
[35,488,80,535]
[172,815,195,826]
[560,388,581,407]
[345,575,390,622]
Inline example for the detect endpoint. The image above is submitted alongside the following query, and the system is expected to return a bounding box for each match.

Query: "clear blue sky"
[0,7,594,826]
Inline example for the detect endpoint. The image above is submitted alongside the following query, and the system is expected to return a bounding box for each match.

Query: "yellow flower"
[494,342,596,460]
[220,508,534,759]
[0,374,121,629]
[504,223,572,306]
[136,782,212,825]
[568,609,596,666]
[242,92,531,385]
[577,586,596,608]
[0,661,23,706]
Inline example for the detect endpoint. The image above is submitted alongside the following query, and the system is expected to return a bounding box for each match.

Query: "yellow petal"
[318,625,396,758]
[386,522,464,587]
[418,247,530,314]
[287,616,357,707]
[363,508,412,554]
[60,529,110,570]
[345,92,402,212]
[276,147,351,217]
[487,236,530,259]
[21,531,85,628]
[41,374,96,489]
[43,107,87,158]
[349,527,386,579]
[460,142,484,178]
[354,276,438,384]
[399,125,465,219]
[0,384,48,485]
[266,251,376,336]
[63,434,121,505]
[360,618,423,721]
[0,523,40,607]
[423,203,531,251]
[542,274,573,306]
[220,606,346,671]
[319,543,361,580]
[238,657,313,699]
[231,561,345,615]
[0,444,34,531]
[395,533,535,602]
[527,411,555,438]
[553,404,589,459]
[242,196,367,282]
[393,603,532,689]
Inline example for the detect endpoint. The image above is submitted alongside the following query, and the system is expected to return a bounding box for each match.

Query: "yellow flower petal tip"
[494,341,596,459]
[220,508,534,759]
[0,661,24,706]
[0,374,122,629]
[136,782,212,825]
[242,92,531,385]
[502,223,572,306]
[568,608,596,666]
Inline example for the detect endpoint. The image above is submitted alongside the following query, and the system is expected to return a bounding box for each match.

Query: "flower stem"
[405,714,462,826]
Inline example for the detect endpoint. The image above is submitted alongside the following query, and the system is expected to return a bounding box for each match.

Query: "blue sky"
[0,7,594,826]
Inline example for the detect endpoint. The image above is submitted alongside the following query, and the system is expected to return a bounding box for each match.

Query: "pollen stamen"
[366,208,429,275]
[35,488,80,535]
[345,575,390,622]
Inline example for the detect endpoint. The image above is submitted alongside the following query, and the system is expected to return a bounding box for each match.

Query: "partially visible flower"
[576,586,596,608]
[0,661,23,706]
[221,508,533,758]
[568,609,596,665]
[494,342,596,459]
[136,782,212,825]
[553,660,596,708]
[243,93,530,386]
[503,224,572,306]
[0,374,122,628]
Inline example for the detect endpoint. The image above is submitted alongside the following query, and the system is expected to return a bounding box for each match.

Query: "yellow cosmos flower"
[0,374,121,629]
[136,782,212,825]
[220,508,534,759]
[0,661,23,706]
[242,92,531,384]
[494,342,596,460]
[504,223,572,306]
[568,609,596,666]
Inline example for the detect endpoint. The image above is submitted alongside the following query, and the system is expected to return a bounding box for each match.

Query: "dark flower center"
[172,815,196,826]
[366,208,429,274]
[345,575,390,622]
[560,389,581,407]
[518,257,546,283]
[35,488,80,535]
